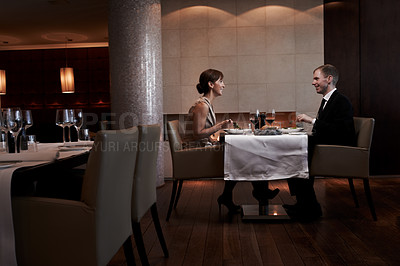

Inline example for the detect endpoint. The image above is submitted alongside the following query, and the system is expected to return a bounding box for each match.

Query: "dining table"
[224,130,309,220]
[0,141,93,266]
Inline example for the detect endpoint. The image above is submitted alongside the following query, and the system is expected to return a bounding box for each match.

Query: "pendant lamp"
[0,70,5,95]
[60,38,74,93]
[60,67,74,93]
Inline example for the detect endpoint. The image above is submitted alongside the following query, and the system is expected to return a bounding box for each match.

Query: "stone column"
[108,0,164,186]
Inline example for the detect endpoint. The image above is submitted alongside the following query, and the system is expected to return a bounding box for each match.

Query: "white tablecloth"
[0,142,92,266]
[224,134,309,181]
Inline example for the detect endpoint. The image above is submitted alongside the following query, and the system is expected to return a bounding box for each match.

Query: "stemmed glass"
[22,110,33,132]
[56,109,72,143]
[0,111,6,134]
[73,109,83,141]
[249,108,260,130]
[66,109,75,142]
[266,109,276,127]
[0,112,7,152]
[19,110,34,151]
[3,108,22,153]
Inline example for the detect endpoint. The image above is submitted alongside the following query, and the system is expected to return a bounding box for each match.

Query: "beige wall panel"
[180,29,208,57]
[208,0,237,28]
[180,6,208,29]
[237,27,266,55]
[237,0,266,27]
[208,28,237,56]
[295,24,324,54]
[238,55,268,84]
[163,58,180,86]
[266,83,296,112]
[266,54,296,83]
[266,0,295,25]
[163,85,182,113]
[238,84,267,112]
[162,29,180,57]
[266,25,295,54]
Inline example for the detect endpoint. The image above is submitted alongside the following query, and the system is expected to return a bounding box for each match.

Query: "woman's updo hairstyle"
[196,69,224,95]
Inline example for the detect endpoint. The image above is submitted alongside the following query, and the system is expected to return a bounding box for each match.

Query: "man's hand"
[296,114,313,124]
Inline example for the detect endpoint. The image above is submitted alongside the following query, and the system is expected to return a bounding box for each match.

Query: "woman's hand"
[219,119,233,130]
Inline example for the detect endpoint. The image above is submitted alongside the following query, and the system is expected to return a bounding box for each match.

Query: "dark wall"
[0,47,111,142]
[324,0,400,175]
[324,0,360,115]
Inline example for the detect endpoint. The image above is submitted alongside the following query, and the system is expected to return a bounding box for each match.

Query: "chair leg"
[174,180,184,209]
[363,179,377,221]
[123,236,136,266]
[348,178,359,208]
[166,180,178,221]
[151,203,169,258]
[132,221,149,266]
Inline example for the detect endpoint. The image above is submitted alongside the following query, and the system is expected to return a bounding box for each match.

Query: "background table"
[0,142,92,266]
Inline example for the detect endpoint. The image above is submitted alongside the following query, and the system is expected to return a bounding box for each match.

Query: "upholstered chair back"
[354,117,375,149]
[81,127,139,265]
[131,124,160,222]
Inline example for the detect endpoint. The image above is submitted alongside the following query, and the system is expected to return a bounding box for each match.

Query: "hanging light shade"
[60,67,74,93]
[0,70,6,95]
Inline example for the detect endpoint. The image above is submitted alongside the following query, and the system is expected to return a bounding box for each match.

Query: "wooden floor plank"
[183,181,212,266]
[238,221,264,266]
[254,223,284,265]
[203,180,224,266]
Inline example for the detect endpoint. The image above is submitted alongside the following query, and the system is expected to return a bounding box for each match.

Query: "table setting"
[0,108,93,266]
[224,109,307,136]
[222,109,310,220]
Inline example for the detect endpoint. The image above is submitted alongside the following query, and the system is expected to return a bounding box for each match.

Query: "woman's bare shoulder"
[193,101,208,112]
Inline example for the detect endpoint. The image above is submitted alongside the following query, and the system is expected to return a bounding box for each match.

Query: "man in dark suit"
[285,64,356,220]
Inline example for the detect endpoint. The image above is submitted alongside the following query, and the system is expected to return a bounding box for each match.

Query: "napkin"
[0,151,59,162]
[61,141,93,147]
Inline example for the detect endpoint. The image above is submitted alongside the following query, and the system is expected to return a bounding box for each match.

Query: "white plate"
[281,127,304,134]
[0,162,18,169]
[288,132,307,135]
[226,129,244,135]
[59,147,88,152]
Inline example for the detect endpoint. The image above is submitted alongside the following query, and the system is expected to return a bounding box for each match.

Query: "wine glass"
[0,112,7,152]
[56,109,72,143]
[66,109,75,142]
[0,111,6,134]
[73,109,83,141]
[3,108,22,153]
[22,110,33,132]
[19,110,33,151]
[266,109,276,127]
[249,108,260,130]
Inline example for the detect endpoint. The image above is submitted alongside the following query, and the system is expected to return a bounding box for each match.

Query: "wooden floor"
[109,178,400,265]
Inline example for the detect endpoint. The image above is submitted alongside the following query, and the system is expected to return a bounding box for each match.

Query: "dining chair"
[166,120,224,221]
[310,117,377,220]
[12,127,139,266]
[131,124,169,265]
